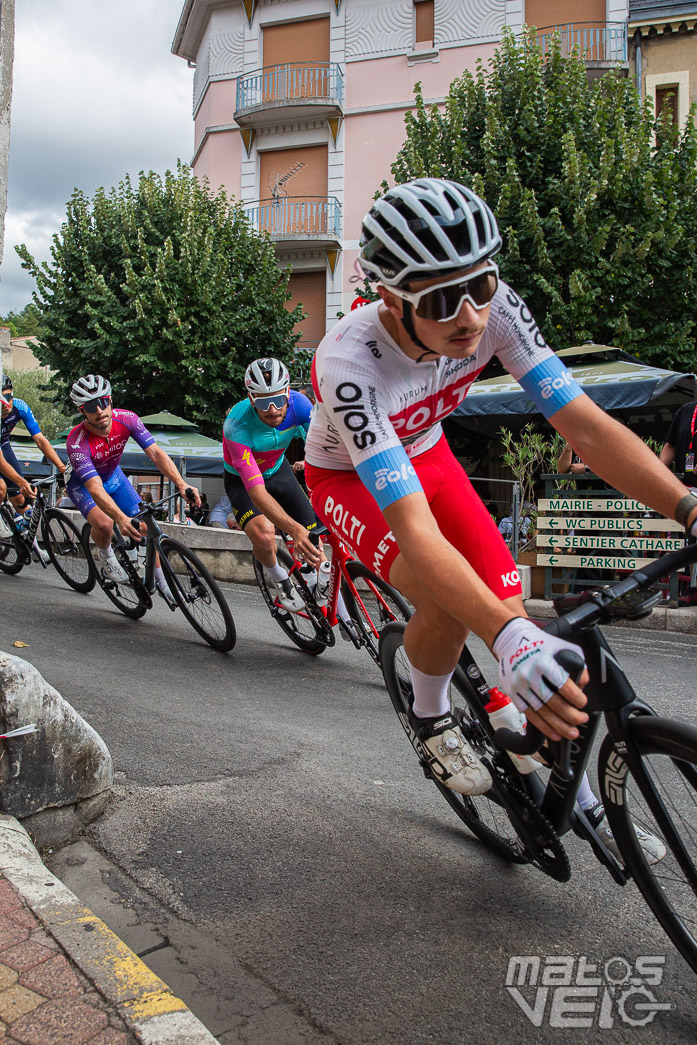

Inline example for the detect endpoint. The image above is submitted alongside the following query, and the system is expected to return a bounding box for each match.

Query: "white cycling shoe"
[0,514,13,539]
[586,803,666,865]
[273,577,305,613]
[411,711,492,795]
[99,555,129,584]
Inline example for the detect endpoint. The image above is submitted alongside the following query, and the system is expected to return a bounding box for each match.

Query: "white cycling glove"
[493,617,586,713]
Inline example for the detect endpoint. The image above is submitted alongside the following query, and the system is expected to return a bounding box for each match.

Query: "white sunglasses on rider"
[389,263,499,322]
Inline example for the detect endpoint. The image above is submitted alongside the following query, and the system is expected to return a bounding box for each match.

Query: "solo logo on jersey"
[375,461,417,492]
[332,382,376,451]
[539,370,573,401]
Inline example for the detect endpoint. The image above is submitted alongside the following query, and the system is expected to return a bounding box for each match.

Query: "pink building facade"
[172,0,628,355]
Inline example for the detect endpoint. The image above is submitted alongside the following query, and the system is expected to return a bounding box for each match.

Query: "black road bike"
[380,541,697,975]
[84,491,236,652]
[0,476,94,593]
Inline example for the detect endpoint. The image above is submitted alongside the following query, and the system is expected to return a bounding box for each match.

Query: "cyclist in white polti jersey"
[305,179,696,848]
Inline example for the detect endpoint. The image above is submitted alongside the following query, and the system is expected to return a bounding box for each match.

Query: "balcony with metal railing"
[243,196,341,250]
[536,22,628,76]
[235,63,344,126]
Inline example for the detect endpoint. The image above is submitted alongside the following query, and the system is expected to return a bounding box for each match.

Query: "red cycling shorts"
[305,435,522,600]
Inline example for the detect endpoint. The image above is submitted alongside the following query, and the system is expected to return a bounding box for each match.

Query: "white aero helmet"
[244,358,290,397]
[70,374,112,406]
[359,178,501,287]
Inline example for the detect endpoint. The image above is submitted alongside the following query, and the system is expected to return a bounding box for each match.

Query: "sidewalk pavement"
[0,815,217,1045]
[525,598,697,634]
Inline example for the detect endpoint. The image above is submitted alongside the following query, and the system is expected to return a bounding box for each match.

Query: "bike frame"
[1,476,57,566]
[283,528,396,642]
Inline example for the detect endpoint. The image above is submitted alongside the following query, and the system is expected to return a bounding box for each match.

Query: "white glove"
[493,617,586,713]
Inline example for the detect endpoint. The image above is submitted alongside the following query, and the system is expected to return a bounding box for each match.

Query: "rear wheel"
[253,545,332,656]
[42,508,95,593]
[379,622,528,862]
[86,531,149,619]
[159,537,236,652]
[342,559,411,665]
[599,717,697,974]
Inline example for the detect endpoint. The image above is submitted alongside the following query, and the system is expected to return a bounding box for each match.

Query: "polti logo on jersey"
[390,367,485,438]
[375,460,417,492]
[501,570,520,588]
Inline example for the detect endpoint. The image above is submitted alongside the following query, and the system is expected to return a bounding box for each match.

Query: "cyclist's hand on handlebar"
[292,525,321,567]
[19,480,36,500]
[120,515,144,543]
[493,617,589,742]
[180,485,201,508]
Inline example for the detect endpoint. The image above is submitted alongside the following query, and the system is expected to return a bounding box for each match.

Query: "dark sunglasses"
[391,264,499,322]
[81,396,112,414]
[252,392,289,412]
[2,391,12,400]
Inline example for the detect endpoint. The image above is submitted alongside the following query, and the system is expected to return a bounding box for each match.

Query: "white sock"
[97,546,115,560]
[336,590,351,621]
[577,775,598,810]
[407,656,453,719]
[155,566,169,589]
[266,561,288,583]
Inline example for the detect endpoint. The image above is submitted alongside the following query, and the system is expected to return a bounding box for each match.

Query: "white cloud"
[0,0,194,313]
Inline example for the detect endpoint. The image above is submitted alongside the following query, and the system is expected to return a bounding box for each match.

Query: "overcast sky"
[0,0,193,314]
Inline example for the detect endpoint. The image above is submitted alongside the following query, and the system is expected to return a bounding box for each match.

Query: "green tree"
[16,164,305,436]
[389,29,697,371]
[0,303,45,337]
[3,369,73,441]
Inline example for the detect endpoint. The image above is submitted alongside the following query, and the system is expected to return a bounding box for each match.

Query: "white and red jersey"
[305,282,582,510]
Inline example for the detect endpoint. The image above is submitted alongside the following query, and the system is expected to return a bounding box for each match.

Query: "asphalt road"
[3,566,697,1044]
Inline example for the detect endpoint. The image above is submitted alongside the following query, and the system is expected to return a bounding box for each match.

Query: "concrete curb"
[525,597,697,633]
[0,814,217,1045]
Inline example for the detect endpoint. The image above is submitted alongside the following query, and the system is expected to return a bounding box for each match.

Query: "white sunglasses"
[390,263,499,322]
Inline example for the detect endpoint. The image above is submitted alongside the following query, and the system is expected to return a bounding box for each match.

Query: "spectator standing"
[660,402,697,484]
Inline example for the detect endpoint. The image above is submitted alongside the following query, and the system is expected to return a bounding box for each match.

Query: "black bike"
[380,541,697,975]
[84,491,236,652]
[0,476,95,593]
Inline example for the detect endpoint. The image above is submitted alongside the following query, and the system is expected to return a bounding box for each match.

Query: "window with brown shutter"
[414,0,434,48]
[656,87,678,126]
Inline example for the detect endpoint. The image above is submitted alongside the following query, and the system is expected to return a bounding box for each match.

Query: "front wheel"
[42,508,95,593]
[253,545,331,656]
[86,531,149,619]
[599,717,697,974]
[159,538,236,652]
[379,622,528,863]
[341,559,411,665]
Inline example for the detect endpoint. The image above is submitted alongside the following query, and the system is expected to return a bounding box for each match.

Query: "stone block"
[0,654,113,821]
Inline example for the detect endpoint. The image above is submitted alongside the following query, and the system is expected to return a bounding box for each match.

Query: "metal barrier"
[469,477,523,561]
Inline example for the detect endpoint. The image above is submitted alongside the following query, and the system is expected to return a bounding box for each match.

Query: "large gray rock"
[0,652,112,840]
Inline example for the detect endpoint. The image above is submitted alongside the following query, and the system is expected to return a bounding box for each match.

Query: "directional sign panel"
[537,534,684,552]
[537,554,654,570]
[538,498,649,513]
[537,516,681,533]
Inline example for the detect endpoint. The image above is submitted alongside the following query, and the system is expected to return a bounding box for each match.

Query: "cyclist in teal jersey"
[224,358,345,615]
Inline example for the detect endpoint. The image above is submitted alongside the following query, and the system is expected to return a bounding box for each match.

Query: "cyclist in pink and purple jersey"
[66,374,200,589]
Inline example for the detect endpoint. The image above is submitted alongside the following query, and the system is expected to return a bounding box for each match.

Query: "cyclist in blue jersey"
[1,376,67,510]
[304,178,694,852]
[0,387,36,538]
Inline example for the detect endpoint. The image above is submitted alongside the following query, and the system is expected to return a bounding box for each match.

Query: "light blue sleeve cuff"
[356,445,423,510]
[518,355,584,419]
